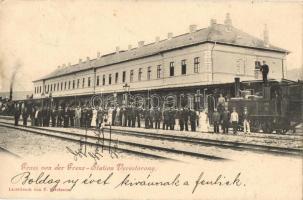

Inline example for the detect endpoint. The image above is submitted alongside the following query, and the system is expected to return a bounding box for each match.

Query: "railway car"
[229,80,303,134]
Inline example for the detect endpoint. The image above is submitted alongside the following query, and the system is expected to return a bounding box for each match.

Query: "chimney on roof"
[138,41,144,48]
[155,36,160,43]
[79,58,82,64]
[263,24,269,47]
[224,13,232,31]
[116,46,120,54]
[167,32,173,40]
[224,13,232,29]
[189,24,197,33]
[97,51,101,58]
[210,18,217,27]
[57,65,61,69]
[128,44,132,50]
[86,57,90,62]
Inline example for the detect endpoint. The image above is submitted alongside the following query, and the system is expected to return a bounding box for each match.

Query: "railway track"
[0,122,226,162]
[0,146,20,158]
[0,120,302,159]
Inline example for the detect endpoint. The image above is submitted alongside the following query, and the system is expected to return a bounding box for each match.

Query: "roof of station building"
[34,23,289,82]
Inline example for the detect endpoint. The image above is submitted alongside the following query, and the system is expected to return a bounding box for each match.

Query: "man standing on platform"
[181,107,189,131]
[212,108,220,133]
[87,105,93,128]
[154,107,161,129]
[51,107,57,127]
[162,108,169,130]
[260,60,269,85]
[57,106,63,127]
[221,107,230,133]
[230,107,239,134]
[13,103,21,126]
[189,108,197,132]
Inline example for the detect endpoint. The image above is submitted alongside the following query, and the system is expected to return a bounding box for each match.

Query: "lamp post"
[123,83,130,106]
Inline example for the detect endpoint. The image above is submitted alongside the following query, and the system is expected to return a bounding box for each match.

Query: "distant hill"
[287,68,303,81]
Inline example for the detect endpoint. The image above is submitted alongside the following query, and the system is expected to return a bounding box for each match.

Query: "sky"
[0,0,302,92]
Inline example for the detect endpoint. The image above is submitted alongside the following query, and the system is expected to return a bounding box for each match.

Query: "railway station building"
[32,14,289,109]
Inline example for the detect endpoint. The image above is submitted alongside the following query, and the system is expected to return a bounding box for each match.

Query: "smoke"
[9,60,22,100]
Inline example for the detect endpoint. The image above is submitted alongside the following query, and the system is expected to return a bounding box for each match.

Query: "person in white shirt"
[230,107,239,134]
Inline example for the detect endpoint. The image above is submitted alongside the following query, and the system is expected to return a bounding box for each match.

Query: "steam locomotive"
[228,80,303,134]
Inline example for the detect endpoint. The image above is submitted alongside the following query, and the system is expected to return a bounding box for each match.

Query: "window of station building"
[57,83,59,91]
[115,72,119,84]
[72,80,75,89]
[82,78,85,88]
[77,79,80,88]
[64,82,67,90]
[109,74,112,85]
[40,86,42,93]
[68,81,71,90]
[130,70,134,82]
[50,84,52,92]
[61,82,63,91]
[194,57,200,73]
[122,71,126,83]
[138,68,142,81]
[96,76,100,86]
[157,65,161,79]
[47,85,50,93]
[169,62,174,76]
[147,66,152,80]
[102,75,106,85]
[34,87,36,94]
[181,60,187,75]
[88,77,91,87]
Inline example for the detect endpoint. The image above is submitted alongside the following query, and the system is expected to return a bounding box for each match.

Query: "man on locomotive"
[260,60,269,85]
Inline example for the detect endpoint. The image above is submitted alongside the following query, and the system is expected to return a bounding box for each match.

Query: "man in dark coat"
[181,107,189,131]
[13,103,21,126]
[221,107,230,133]
[22,106,29,126]
[149,108,155,129]
[212,108,221,133]
[69,106,75,127]
[86,106,93,128]
[189,109,197,132]
[144,108,150,129]
[154,107,161,129]
[135,107,141,128]
[168,107,175,130]
[260,60,269,84]
[162,108,169,130]
[45,107,51,127]
[63,106,69,127]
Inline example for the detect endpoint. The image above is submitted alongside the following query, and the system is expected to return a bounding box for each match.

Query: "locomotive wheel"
[250,119,261,133]
[262,121,273,134]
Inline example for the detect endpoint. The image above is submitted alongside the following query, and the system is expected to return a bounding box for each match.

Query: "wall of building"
[212,44,286,83]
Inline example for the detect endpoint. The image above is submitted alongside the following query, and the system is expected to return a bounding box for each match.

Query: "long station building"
[33,14,289,109]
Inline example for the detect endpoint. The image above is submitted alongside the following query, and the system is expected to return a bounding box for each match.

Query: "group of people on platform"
[11,93,250,134]
[211,94,250,134]
[12,103,210,132]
